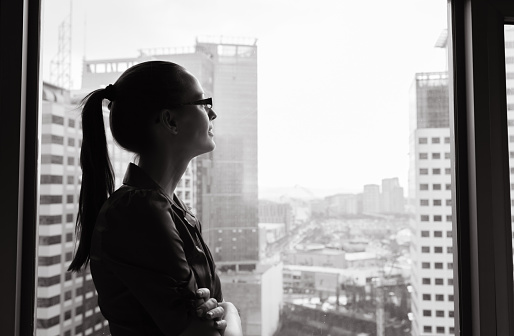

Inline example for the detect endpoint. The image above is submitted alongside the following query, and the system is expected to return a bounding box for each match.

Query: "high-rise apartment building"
[380,177,405,213]
[409,72,454,336]
[81,37,260,270]
[363,184,381,213]
[37,82,109,335]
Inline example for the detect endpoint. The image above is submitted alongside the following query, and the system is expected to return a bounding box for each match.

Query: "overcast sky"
[41,0,448,196]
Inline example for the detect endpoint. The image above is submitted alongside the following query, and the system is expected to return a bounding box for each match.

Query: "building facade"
[409,72,455,336]
[380,177,405,213]
[37,83,108,336]
[362,184,380,213]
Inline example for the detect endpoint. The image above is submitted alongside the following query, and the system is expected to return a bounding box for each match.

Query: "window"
[419,153,428,160]
[420,168,428,175]
[434,247,443,253]
[424,326,432,333]
[433,168,441,174]
[436,326,445,334]
[421,230,429,237]
[444,137,450,144]
[433,183,441,190]
[422,262,430,269]
[434,231,443,237]
[422,246,430,253]
[421,215,429,221]
[420,183,429,190]
[423,310,432,316]
[419,137,428,144]
[67,138,75,147]
[445,168,451,174]
[4,1,512,332]
[41,134,64,145]
[432,153,441,159]
[445,152,451,159]
[40,175,63,184]
[41,154,63,164]
[434,215,442,221]
[446,199,452,206]
[436,310,444,317]
[435,262,443,269]
[432,137,440,144]
[40,195,62,204]
[422,278,431,285]
[435,278,444,285]
[420,199,429,206]
[423,294,431,301]
[435,294,444,301]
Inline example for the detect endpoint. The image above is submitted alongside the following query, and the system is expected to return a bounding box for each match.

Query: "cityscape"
[36,3,514,336]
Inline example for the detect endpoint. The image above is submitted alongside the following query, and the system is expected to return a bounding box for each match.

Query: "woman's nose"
[209,109,217,120]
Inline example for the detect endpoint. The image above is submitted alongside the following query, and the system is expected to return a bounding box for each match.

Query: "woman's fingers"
[214,319,227,331]
[194,288,211,311]
[196,288,211,300]
[205,306,224,320]
[196,298,220,317]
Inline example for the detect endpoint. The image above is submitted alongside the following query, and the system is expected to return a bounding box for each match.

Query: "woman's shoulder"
[98,186,172,230]
[107,186,169,212]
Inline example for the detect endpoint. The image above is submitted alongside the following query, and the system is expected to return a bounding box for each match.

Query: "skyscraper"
[363,184,380,213]
[409,72,454,336]
[37,82,109,335]
[380,177,405,213]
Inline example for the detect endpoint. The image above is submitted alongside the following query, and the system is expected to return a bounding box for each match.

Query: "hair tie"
[104,84,116,101]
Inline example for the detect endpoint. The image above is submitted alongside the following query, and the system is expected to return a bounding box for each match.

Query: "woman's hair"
[68,61,189,272]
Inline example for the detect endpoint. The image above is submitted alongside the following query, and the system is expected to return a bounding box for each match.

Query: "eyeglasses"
[181,97,213,111]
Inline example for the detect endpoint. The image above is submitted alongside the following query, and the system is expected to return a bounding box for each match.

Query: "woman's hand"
[195,288,226,334]
[218,302,242,336]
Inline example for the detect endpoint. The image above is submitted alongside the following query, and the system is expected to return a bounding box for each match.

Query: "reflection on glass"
[37,1,452,335]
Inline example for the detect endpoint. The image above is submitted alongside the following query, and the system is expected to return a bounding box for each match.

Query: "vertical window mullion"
[449,0,514,335]
[0,0,41,335]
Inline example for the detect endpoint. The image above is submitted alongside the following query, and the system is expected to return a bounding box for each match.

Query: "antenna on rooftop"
[50,0,72,89]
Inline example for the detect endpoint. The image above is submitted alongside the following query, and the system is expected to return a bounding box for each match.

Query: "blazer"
[90,163,223,336]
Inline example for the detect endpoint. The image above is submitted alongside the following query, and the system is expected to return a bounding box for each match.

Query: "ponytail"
[68,88,115,272]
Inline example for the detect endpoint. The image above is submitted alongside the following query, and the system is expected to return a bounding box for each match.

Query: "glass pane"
[38,1,452,335]
[506,24,514,321]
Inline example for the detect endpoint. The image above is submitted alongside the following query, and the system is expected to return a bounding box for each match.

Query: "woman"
[68,61,242,336]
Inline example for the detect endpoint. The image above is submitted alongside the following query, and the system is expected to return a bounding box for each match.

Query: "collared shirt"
[90,163,223,336]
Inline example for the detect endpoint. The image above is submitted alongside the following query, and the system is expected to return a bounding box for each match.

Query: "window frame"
[2,0,514,335]
[0,0,41,334]
[449,0,514,334]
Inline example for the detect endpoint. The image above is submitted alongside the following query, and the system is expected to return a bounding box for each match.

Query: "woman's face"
[173,72,217,157]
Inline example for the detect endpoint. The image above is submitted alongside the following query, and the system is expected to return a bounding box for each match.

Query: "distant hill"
[259,185,359,201]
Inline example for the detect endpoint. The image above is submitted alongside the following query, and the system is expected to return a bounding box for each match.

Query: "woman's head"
[69,61,216,272]
[108,61,217,156]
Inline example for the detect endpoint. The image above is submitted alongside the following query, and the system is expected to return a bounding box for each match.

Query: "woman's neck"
[137,152,190,199]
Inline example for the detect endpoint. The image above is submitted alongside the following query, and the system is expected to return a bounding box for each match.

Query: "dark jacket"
[90,163,223,335]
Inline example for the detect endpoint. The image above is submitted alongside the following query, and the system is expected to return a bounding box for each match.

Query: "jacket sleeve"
[99,189,198,335]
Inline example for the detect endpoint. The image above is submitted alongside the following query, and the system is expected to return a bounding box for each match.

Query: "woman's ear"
[159,109,178,134]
